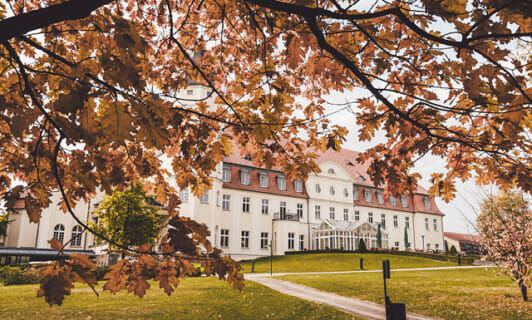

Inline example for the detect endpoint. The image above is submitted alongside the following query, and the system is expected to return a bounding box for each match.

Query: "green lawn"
[240,253,456,273]
[0,277,360,320]
[279,268,532,320]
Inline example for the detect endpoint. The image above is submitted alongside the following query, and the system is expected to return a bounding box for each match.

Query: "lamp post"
[421,235,425,251]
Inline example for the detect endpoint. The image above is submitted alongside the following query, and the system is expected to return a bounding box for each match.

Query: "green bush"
[0,266,42,286]
[449,245,457,256]
[96,265,110,281]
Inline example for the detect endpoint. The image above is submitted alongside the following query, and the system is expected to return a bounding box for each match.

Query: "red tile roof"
[444,232,482,242]
[222,165,308,199]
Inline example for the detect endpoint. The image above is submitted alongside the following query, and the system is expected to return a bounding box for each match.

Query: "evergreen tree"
[376,224,382,248]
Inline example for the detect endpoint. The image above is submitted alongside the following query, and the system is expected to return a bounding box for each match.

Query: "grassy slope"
[0,277,361,320]
[240,253,456,273]
[279,268,532,320]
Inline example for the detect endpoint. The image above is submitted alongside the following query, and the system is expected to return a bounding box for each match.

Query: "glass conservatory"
[312,219,388,250]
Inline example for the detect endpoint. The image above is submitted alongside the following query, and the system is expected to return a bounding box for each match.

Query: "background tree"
[0,0,530,305]
[376,224,382,248]
[476,191,531,301]
[449,245,457,256]
[92,184,162,257]
[0,213,8,237]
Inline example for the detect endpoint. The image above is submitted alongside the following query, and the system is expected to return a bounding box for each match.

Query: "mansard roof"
[222,164,308,199]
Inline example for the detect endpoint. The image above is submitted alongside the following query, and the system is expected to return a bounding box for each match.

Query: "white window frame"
[200,191,209,203]
[315,184,321,193]
[405,216,410,229]
[242,197,250,213]
[241,231,249,248]
[329,207,335,220]
[71,225,83,247]
[220,229,229,248]
[53,224,65,244]
[425,218,429,231]
[222,194,230,211]
[343,208,349,221]
[368,212,373,223]
[280,201,287,217]
[315,205,321,219]
[294,179,303,193]
[401,195,408,208]
[390,196,397,206]
[354,210,360,221]
[297,203,303,218]
[433,218,438,231]
[393,215,398,228]
[261,199,269,214]
[179,188,189,202]
[260,232,269,249]
[364,189,372,202]
[277,175,286,191]
[240,169,250,185]
[299,235,304,251]
[288,232,295,250]
[381,214,386,229]
[353,185,359,201]
[259,172,269,188]
[330,186,335,195]
[222,166,231,182]
[377,191,384,204]
[424,196,431,210]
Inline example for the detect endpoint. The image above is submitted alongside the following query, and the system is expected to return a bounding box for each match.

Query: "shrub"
[449,245,457,256]
[358,239,367,253]
[0,266,42,286]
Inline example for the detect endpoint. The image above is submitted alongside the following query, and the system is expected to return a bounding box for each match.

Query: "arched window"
[329,186,335,195]
[327,168,335,174]
[71,225,83,247]
[53,224,65,244]
[315,184,321,193]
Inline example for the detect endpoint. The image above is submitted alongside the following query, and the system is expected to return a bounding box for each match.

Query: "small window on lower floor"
[394,241,399,248]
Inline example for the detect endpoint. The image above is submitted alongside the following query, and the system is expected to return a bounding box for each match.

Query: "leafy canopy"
[0,0,530,305]
[92,184,161,250]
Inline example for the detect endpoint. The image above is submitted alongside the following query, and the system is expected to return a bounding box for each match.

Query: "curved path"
[247,266,493,320]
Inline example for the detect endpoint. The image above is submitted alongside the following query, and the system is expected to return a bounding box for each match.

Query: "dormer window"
[327,168,335,174]
[358,176,366,181]
[376,191,384,204]
[315,184,321,193]
[259,172,269,188]
[423,196,431,210]
[244,154,252,161]
[353,185,359,201]
[390,195,397,206]
[294,179,303,193]
[222,166,231,183]
[277,175,286,191]
[363,189,372,202]
[240,169,250,185]
[330,186,335,195]
[401,195,408,208]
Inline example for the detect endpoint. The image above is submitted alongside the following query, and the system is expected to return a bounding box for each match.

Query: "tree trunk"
[521,284,528,301]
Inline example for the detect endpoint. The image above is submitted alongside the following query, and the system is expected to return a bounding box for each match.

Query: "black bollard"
[251,261,255,273]
[360,258,364,270]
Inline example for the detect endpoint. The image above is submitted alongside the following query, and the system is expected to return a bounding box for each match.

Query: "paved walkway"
[247,266,493,320]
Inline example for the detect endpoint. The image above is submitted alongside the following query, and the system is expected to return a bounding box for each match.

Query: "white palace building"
[1,85,445,262]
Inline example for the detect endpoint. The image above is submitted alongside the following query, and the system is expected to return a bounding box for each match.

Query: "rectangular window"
[343,208,349,221]
[427,243,431,250]
[222,194,230,211]
[425,218,429,231]
[329,207,335,220]
[260,232,269,249]
[377,192,384,204]
[381,214,386,228]
[299,235,304,251]
[240,170,250,185]
[405,217,410,229]
[242,197,250,213]
[200,191,209,203]
[315,205,321,219]
[353,185,359,201]
[280,201,287,219]
[277,176,286,191]
[259,173,269,188]
[294,180,303,193]
[222,167,231,182]
[435,243,439,250]
[394,241,400,248]
[433,219,438,231]
[220,229,229,248]
[393,215,398,228]
[180,188,189,202]
[368,212,373,223]
[297,203,303,218]
[364,189,372,202]
[241,231,249,248]
[354,210,360,221]
[261,199,269,214]
[288,233,295,250]
[401,195,408,208]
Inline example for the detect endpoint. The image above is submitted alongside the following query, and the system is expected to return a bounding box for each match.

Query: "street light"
[421,235,425,251]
